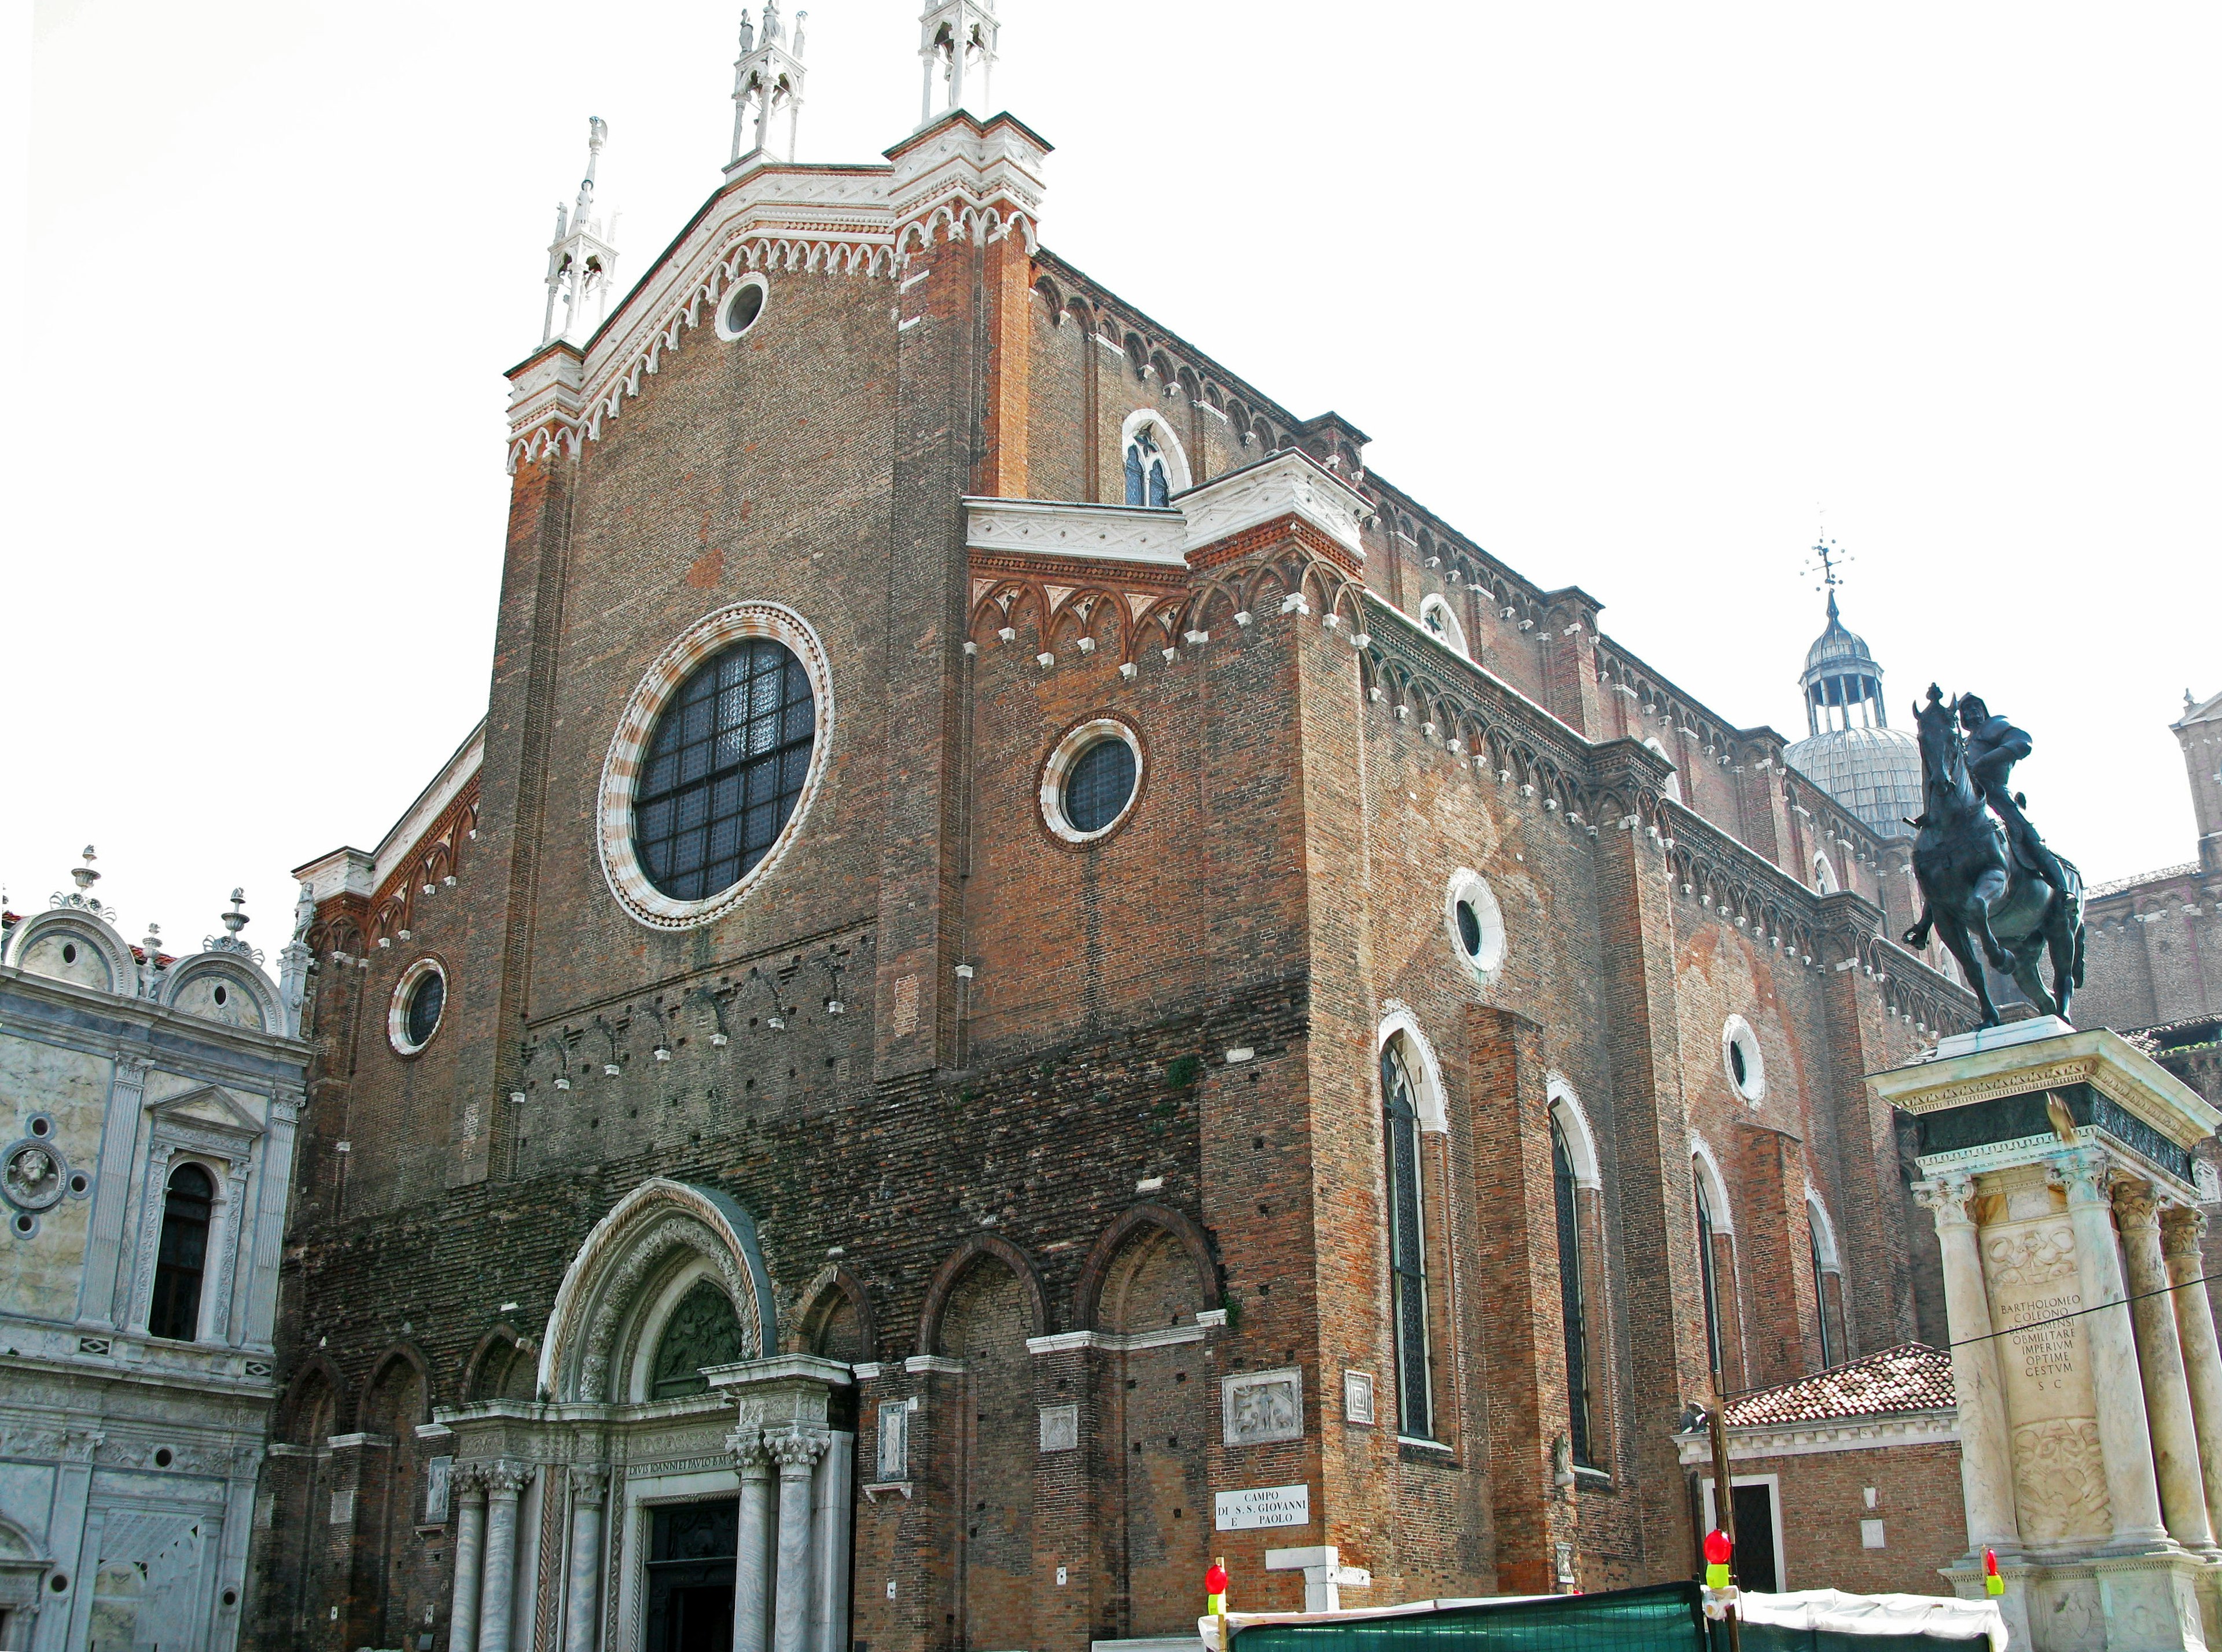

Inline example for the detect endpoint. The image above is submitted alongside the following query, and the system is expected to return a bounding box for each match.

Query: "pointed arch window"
[149,1162,215,1341]
[1552,1118,1593,1466]
[1809,1221,1834,1367]
[1381,1037,1433,1440]
[1125,424,1172,508]
[1694,1171,1724,1379]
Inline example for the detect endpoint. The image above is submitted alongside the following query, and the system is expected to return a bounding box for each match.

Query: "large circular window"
[389,958,447,1056]
[1040,718,1143,844]
[599,602,834,929]
[1444,868,1506,984]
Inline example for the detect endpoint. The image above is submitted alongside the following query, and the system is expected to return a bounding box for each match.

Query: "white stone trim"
[1805,1183,1842,1272]
[1723,1013,1767,1104]
[1178,451,1370,560]
[1547,1075,1602,1191]
[1443,868,1506,986]
[964,498,1187,566]
[714,272,770,341]
[1378,1006,1448,1134]
[1675,1409,1960,1464]
[1039,718,1142,845]
[595,601,834,931]
[1119,407,1192,499]
[1024,1322,1213,1355]
[1418,593,1469,661]
[1690,1130,1735,1233]
[387,956,447,1057]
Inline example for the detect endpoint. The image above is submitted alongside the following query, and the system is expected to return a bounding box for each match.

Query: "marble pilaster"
[2051,1150,2169,1548]
[732,1427,774,1652]
[561,1465,608,1652]
[2116,1183,2213,1548]
[447,1467,487,1652]
[1916,1172,2021,1552]
[2162,1207,2222,1544]
[476,1460,531,1652]
[768,1429,829,1652]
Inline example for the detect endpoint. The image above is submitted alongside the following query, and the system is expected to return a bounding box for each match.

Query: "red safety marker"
[1984,1548,2003,1598]
[1206,1559,1230,1616]
[1704,1528,1733,1590]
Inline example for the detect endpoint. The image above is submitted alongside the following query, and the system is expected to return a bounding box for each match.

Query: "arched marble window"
[1694,1168,1725,1380]
[1125,423,1173,507]
[1551,1116,1592,1466]
[1380,1035,1433,1440]
[1813,851,1840,895]
[648,1278,745,1400]
[1419,594,1469,660]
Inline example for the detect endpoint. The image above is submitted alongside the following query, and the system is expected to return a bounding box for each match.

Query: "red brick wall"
[1712,1440,1967,1596]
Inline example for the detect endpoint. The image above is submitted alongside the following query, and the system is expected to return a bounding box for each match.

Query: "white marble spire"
[729,5,809,171]
[542,117,620,347]
[917,0,999,128]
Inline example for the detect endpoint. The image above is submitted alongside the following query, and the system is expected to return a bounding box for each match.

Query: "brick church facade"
[245,8,2013,1649]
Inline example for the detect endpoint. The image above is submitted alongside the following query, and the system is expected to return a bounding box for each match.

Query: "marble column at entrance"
[731,1426,773,1652]
[2115,1184,2213,1548]
[1915,1172,2021,1554]
[447,1466,488,1652]
[768,1429,830,1652]
[2161,1206,2222,1543]
[561,1465,609,1652]
[476,1460,533,1652]
[2051,1150,2169,1547]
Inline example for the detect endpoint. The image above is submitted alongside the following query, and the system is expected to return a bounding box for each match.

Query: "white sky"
[11,0,2217,954]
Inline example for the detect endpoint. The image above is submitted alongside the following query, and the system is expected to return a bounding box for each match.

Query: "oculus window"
[1040,719,1143,844]
[716,274,769,341]
[1443,868,1506,984]
[598,602,833,929]
[388,958,448,1057]
[635,639,816,902]
[1722,1015,1766,1103]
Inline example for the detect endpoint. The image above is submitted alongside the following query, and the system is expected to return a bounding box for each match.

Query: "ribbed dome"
[1805,597,1879,675]
[1786,724,1924,841]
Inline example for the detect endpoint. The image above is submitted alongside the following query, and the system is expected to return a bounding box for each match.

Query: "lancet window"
[1125,424,1172,508]
[1381,1037,1433,1440]
[1553,1118,1592,1466]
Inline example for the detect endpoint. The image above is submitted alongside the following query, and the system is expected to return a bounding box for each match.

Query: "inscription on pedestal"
[1982,1214,2111,1543]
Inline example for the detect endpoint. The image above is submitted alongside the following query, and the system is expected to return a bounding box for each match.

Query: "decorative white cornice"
[965,498,1186,565]
[506,111,1050,474]
[1178,450,1371,560]
[1870,1025,2222,1153]
[1673,1408,1960,1465]
[1024,1322,1215,1356]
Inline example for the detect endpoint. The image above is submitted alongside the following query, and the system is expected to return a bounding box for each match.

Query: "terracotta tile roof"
[1723,1342,1954,1428]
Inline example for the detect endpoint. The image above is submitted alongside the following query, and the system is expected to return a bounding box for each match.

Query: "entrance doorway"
[646,1497,737,1652]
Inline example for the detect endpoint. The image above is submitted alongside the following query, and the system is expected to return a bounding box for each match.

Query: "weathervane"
[1801,530,1852,604]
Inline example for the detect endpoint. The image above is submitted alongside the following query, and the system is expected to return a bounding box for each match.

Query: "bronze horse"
[1904,687,2085,1028]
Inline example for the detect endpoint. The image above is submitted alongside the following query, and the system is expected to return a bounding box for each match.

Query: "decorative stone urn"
[1872,1018,2222,1652]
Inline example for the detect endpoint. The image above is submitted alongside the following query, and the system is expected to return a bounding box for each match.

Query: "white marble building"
[0,853,311,1651]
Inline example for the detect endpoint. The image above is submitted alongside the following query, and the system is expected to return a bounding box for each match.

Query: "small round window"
[716,274,768,341]
[1723,1015,1765,1103]
[389,959,448,1056]
[1041,719,1143,844]
[1443,869,1506,984]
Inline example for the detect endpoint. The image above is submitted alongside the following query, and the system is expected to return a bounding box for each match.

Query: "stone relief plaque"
[1222,1368,1303,1447]
[876,1399,908,1481]
[1038,1403,1078,1452]
[424,1455,453,1524]
[1981,1212,2109,1545]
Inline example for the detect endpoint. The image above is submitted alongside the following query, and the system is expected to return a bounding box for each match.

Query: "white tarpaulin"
[1733,1589,2007,1652]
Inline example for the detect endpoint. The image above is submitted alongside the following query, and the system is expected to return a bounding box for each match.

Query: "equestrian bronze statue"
[1903,685,2085,1029]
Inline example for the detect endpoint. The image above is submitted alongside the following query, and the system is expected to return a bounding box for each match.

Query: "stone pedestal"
[1875,1018,2222,1652]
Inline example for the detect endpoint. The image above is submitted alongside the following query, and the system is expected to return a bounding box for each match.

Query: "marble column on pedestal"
[1915,1172,2020,1552]
[561,1465,609,1652]
[768,1429,830,1652]
[731,1427,774,1652]
[2051,1150,2169,1546]
[447,1467,488,1652]
[476,1461,532,1652]
[2162,1206,2222,1543]
[2115,1183,2213,1547]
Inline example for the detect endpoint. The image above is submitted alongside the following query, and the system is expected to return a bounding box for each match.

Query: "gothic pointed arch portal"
[538,1178,779,1404]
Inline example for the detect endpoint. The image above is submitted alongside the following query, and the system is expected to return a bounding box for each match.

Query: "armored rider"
[1956,692,2072,902]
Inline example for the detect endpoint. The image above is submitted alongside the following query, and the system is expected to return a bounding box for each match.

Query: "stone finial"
[221,889,249,940]
[72,847,100,893]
